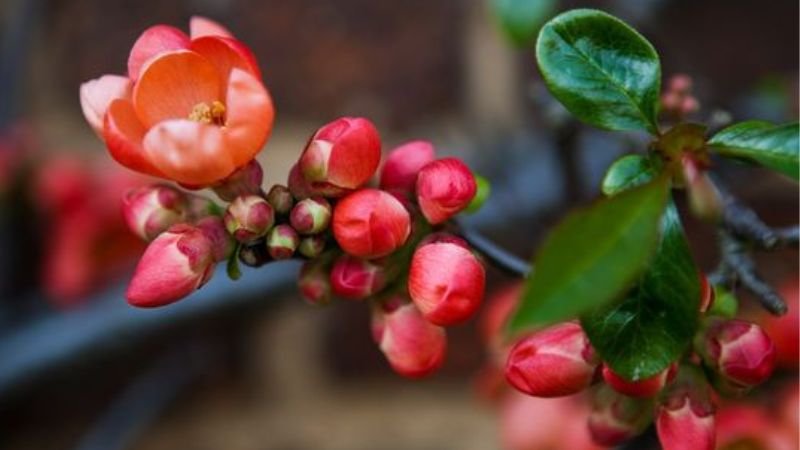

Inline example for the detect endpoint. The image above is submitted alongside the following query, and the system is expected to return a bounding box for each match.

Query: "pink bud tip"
[703,319,776,391]
[298,235,326,259]
[329,255,386,300]
[290,197,332,235]
[379,140,436,195]
[224,195,275,243]
[266,224,299,260]
[212,159,264,202]
[416,158,477,224]
[332,188,411,259]
[299,117,381,190]
[298,260,332,306]
[656,393,715,450]
[408,241,485,326]
[265,184,294,215]
[372,301,447,378]
[126,224,215,307]
[505,322,597,397]
[195,216,234,262]
[602,363,677,398]
[122,184,188,241]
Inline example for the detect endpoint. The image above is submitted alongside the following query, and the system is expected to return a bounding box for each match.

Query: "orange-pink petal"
[222,68,274,168]
[80,75,132,136]
[103,99,164,177]
[132,50,222,128]
[189,16,234,39]
[127,25,191,81]
[142,119,235,186]
[190,36,261,83]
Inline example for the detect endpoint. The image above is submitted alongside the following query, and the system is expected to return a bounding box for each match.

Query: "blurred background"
[0,0,797,449]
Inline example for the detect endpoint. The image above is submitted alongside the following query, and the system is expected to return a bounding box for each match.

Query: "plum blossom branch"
[454,221,532,278]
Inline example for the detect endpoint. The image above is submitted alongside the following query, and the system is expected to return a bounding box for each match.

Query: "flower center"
[188,101,226,126]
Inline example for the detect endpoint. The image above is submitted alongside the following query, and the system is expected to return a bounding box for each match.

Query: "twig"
[455,223,532,278]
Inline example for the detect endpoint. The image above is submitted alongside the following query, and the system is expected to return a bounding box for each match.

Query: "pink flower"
[80,17,273,186]
[329,255,386,300]
[299,117,381,191]
[126,224,215,307]
[701,319,776,392]
[601,363,677,398]
[371,300,447,378]
[122,184,188,241]
[416,158,477,224]
[332,189,411,259]
[505,322,598,397]
[408,241,485,326]
[379,140,436,195]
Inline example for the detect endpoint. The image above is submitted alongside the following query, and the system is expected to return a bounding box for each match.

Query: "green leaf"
[536,9,661,134]
[601,154,662,196]
[227,244,242,281]
[708,285,739,318]
[509,176,670,333]
[582,201,700,380]
[465,174,491,213]
[708,121,799,180]
[491,0,557,48]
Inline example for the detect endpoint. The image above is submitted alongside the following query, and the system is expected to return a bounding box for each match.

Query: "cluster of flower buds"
[291,117,487,377]
[661,74,700,120]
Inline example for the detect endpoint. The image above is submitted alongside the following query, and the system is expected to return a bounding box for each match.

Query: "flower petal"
[143,119,235,186]
[103,99,164,177]
[132,50,222,128]
[189,16,234,39]
[80,75,132,136]
[127,25,191,81]
[190,36,261,83]
[222,68,274,168]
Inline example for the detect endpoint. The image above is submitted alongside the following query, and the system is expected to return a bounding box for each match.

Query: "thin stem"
[455,222,532,278]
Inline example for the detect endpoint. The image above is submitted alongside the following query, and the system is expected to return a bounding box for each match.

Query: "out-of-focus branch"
[455,222,532,278]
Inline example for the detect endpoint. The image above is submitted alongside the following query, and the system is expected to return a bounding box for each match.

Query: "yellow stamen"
[188,101,226,125]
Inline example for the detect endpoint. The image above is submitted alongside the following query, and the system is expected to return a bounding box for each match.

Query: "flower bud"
[224,195,275,243]
[682,155,722,223]
[602,363,677,398]
[290,197,332,235]
[372,300,447,378]
[408,241,485,326]
[505,322,598,397]
[187,194,220,219]
[332,189,411,259]
[329,255,386,300]
[298,260,332,306]
[126,224,215,307]
[195,216,235,263]
[122,184,188,241]
[417,232,469,249]
[588,385,653,446]
[416,158,477,224]
[288,163,350,199]
[239,239,269,267]
[699,319,776,393]
[266,184,294,215]
[211,159,264,202]
[760,278,799,368]
[656,371,716,450]
[266,224,299,260]
[668,74,693,94]
[379,140,436,194]
[299,117,381,190]
[298,235,326,259]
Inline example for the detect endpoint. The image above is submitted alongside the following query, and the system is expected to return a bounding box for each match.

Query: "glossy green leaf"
[491,0,557,48]
[601,154,662,196]
[582,201,700,380]
[509,176,669,333]
[708,121,799,180]
[536,9,661,134]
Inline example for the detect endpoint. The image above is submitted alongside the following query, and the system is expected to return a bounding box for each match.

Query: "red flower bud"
[287,163,350,199]
[505,322,598,398]
[298,260,332,306]
[195,216,234,262]
[211,159,264,202]
[668,74,693,94]
[416,158,477,224]
[699,272,714,313]
[224,195,275,243]
[379,140,436,194]
[298,235,326,259]
[126,224,215,307]
[329,255,386,300]
[299,117,381,190]
[656,386,715,450]
[701,319,776,392]
[266,224,299,260]
[588,385,653,446]
[408,241,485,326]
[290,197,332,235]
[265,184,294,215]
[332,189,411,259]
[602,364,677,398]
[371,300,447,378]
[122,184,188,241]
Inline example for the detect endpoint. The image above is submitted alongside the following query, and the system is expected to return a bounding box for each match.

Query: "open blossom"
[416,158,477,224]
[80,16,274,186]
[332,189,411,259]
[408,241,485,326]
[505,322,598,397]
